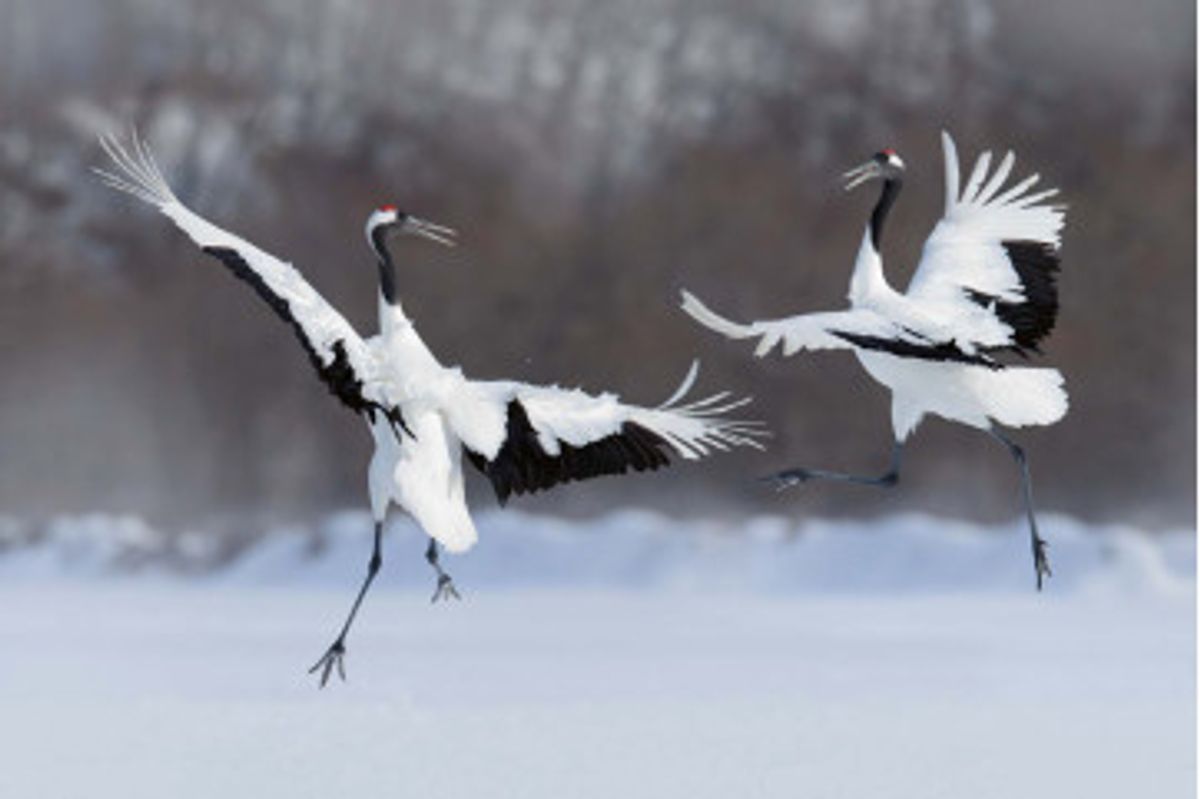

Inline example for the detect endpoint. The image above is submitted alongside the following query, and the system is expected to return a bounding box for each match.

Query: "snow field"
[0,511,1193,798]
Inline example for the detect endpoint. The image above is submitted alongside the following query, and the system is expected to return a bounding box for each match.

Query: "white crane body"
[96,132,764,684]
[681,132,1067,588]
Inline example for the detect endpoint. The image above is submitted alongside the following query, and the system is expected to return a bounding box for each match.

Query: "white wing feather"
[447,360,766,464]
[680,290,905,358]
[95,131,387,409]
[907,131,1065,307]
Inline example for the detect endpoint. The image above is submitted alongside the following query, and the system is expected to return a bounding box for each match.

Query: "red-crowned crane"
[96,132,766,686]
[680,132,1067,590]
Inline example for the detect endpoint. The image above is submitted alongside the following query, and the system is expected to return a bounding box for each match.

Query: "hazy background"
[0,0,1194,541]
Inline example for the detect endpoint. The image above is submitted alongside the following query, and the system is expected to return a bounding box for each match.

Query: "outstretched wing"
[448,361,767,505]
[679,290,997,367]
[94,132,407,433]
[681,290,889,357]
[906,131,1066,355]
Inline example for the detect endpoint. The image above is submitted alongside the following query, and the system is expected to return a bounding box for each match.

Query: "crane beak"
[404,217,458,247]
[842,161,879,191]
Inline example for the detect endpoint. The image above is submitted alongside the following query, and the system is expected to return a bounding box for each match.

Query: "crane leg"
[989,430,1052,591]
[425,540,461,603]
[766,441,904,491]
[308,520,384,687]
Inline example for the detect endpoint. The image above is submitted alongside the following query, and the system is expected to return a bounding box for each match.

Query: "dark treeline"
[0,0,1193,531]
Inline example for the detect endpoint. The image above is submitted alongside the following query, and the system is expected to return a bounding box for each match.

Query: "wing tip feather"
[941,130,961,214]
[679,289,757,340]
[94,128,178,209]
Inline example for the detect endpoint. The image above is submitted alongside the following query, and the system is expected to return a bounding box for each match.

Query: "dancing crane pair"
[96,130,1067,686]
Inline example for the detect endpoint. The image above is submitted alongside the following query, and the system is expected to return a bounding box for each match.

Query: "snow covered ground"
[0,511,1194,798]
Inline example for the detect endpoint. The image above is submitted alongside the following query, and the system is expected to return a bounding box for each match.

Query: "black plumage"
[201,245,410,434]
[828,329,1001,369]
[966,240,1061,356]
[465,400,672,505]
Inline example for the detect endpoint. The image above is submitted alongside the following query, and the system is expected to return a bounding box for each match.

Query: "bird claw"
[1033,536,1052,591]
[430,574,461,604]
[763,469,811,492]
[877,471,899,488]
[308,639,348,688]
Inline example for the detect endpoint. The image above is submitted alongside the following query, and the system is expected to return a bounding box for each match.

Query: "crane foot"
[1033,536,1052,591]
[431,573,461,604]
[763,469,814,491]
[308,638,348,688]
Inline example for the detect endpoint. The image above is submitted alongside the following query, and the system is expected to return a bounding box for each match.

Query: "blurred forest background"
[0,0,1193,536]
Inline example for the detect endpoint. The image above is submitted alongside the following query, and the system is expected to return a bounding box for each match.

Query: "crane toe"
[308,639,348,688]
[1033,537,1052,591]
[430,574,462,603]
[763,469,815,491]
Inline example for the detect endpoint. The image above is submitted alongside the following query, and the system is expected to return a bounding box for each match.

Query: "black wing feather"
[965,240,1061,356]
[828,329,1001,369]
[201,245,409,434]
[465,400,673,505]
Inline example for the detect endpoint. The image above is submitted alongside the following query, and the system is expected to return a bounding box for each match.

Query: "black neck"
[370,226,398,305]
[869,177,902,252]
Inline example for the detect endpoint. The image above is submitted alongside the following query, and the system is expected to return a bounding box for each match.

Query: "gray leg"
[767,441,904,491]
[309,520,384,687]
[425,540,461,603]
[989,430,1052,591]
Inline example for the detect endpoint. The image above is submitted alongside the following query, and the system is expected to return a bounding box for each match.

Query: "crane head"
[366,205,458,248]
[843,149,905,191]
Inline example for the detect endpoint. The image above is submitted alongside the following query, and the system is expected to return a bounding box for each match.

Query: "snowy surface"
[0,511,1194,798]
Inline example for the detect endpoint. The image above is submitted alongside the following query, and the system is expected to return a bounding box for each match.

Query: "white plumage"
[97,131,765,685]
[681,132,1067,589]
